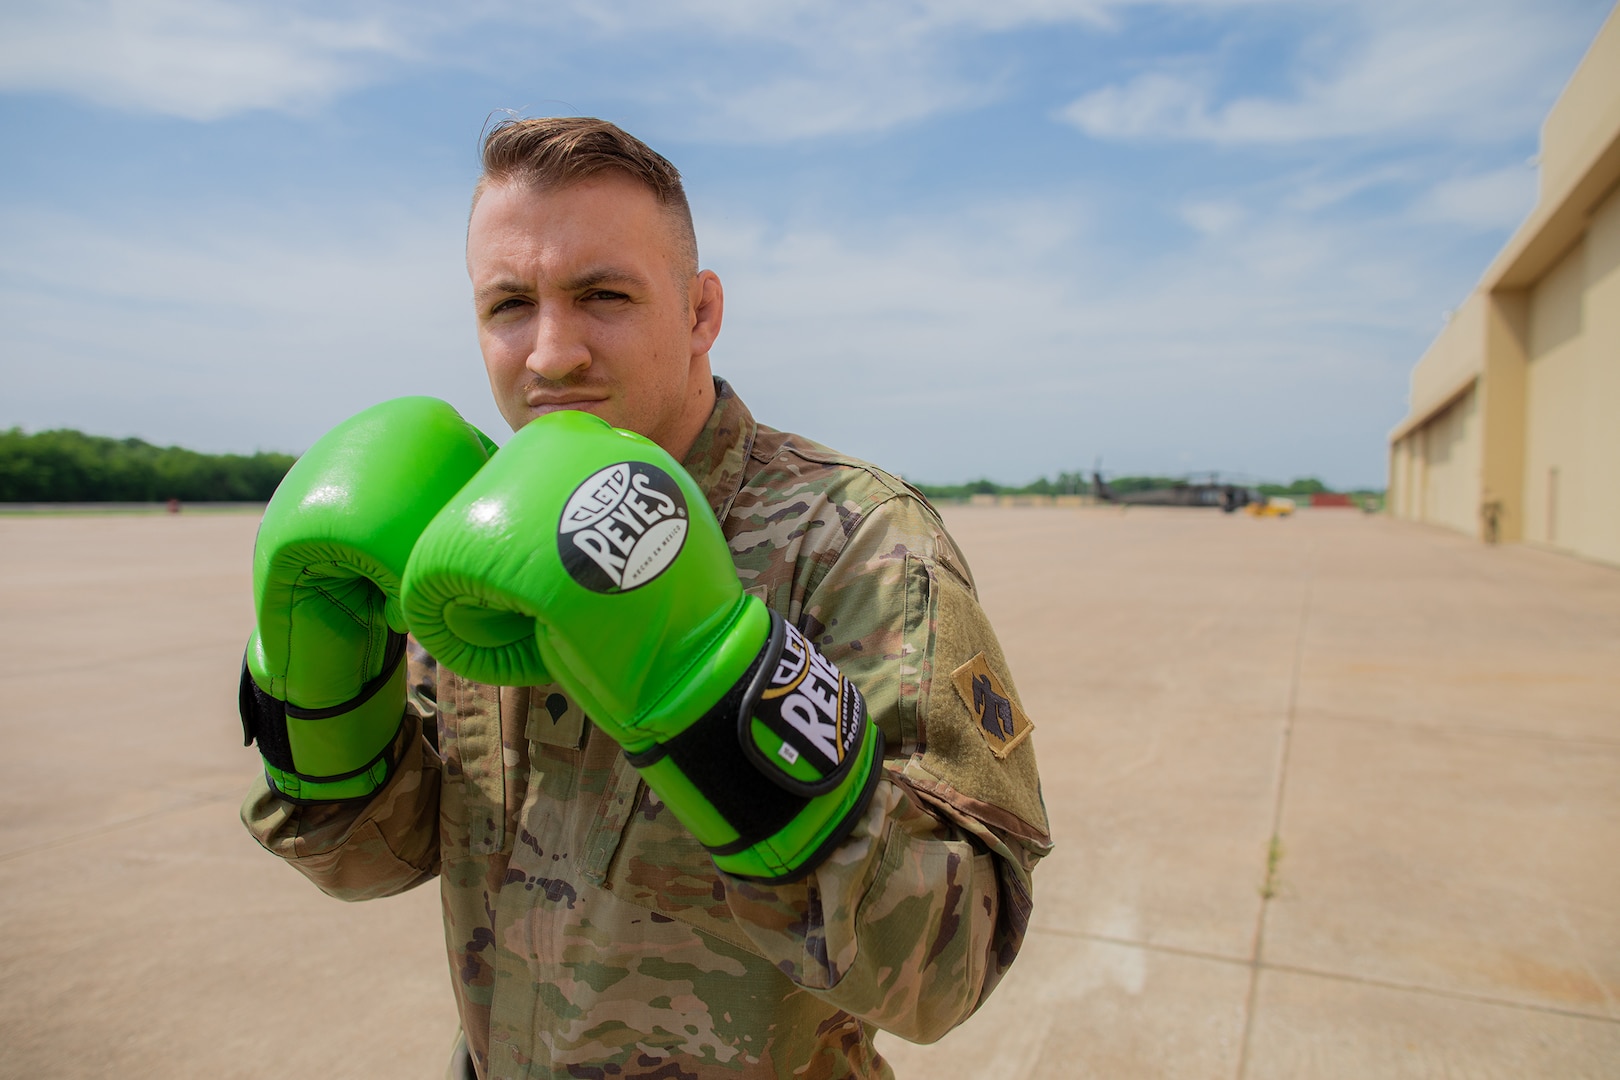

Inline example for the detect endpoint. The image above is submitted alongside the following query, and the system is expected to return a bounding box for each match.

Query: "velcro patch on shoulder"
[951,652,1034,759]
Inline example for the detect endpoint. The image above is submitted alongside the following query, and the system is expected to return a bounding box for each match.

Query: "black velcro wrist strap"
[625,637,811,852]
[708,725,885,885]
[238,630,407,773]
[624,611,878,855]
[240,648,291,769]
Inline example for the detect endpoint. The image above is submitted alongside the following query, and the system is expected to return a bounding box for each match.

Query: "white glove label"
[757,622,865,778]
[559,462,689,593]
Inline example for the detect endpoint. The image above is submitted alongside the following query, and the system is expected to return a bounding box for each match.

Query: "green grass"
[1260,836,1284,900]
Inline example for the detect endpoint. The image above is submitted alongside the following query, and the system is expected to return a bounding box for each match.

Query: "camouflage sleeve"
[239,638,444,901]
[723,495,1052,1043]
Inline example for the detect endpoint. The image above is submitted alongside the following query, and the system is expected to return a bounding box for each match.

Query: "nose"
[525,307,591,381]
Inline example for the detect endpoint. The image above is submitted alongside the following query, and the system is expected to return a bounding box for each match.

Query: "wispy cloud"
[0,174,1438,485]
[0,0,1270,134]
[0,0,418,120]
[0,0,1056,129]
[515,0,1289,142]
[0,200,503,451]
[1178,198,1247,236]
[702,187,1440,485]
[1059,1,1598,145]
[453,0,1087,142]
[1280,164,1415,214]
[677,40,998,143]
[0,0,1606,489]
[0,0,1602,151]
[1411,165,1538,232]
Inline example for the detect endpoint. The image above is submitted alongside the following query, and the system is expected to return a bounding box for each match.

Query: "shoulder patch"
[950,652,1034,759]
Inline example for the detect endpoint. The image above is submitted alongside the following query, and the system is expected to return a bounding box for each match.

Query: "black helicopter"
[1092,471,1261,513]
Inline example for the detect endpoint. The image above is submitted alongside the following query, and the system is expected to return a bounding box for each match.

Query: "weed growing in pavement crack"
[1260,837,1284,900]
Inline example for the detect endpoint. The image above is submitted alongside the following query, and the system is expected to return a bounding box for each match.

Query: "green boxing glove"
[240,397,494,803]
[401,410,883,882]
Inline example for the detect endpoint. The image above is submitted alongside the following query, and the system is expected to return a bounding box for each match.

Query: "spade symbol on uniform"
[971,674,1015,740]
[545,694,568,724]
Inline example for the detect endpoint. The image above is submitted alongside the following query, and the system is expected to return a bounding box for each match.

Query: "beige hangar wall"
[1418,385,1484,538]
[1523,186,1620,561]
[1387,5,1620,566]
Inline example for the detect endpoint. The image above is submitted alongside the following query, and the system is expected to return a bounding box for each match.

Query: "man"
[241,117,1050,1079]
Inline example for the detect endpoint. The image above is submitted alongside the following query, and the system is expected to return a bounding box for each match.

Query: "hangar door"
[1523,185,1620,566]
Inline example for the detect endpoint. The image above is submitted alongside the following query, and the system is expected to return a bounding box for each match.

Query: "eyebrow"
[559,265,651,293]
[474,279,530,306]
[474,265,651,306]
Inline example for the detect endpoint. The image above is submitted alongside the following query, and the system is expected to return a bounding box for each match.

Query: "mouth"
[525,392,609,411]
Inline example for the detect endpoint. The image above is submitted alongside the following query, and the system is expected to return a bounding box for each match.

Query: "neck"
[663,361,717,462]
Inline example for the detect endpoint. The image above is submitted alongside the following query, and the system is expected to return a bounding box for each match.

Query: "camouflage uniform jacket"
[243,379,1052,1079]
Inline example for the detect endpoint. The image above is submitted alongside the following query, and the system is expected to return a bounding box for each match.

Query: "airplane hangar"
[1388,8,1620,567]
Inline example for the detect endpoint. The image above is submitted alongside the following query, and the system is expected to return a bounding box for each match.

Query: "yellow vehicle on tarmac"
[1245,496,1295,517]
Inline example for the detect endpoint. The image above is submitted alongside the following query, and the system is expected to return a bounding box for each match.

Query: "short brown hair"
[475,116,698,273]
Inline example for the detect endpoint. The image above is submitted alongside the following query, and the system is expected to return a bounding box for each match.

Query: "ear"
[689,270,724,358]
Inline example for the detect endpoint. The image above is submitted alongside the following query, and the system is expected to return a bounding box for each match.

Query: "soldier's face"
[467,174,722,456]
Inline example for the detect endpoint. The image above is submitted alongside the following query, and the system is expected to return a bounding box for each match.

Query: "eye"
[582,289,630,303]
[489,296,531,316]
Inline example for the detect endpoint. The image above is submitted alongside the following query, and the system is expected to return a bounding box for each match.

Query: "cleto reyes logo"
[760,622,864,773]
[558,462,688,593]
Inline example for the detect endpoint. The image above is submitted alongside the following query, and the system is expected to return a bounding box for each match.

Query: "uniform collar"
[680,377,756,524]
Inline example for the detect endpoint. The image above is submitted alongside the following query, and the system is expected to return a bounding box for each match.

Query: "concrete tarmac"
[0,507,1615,1078]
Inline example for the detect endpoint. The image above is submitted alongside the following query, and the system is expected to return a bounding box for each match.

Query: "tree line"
[912,473,1378,502]
[910,471,1092,502]
[0,426,1381,507]
[0,428,296,502]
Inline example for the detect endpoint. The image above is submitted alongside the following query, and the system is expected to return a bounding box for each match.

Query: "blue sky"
[0,0,1612,489]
